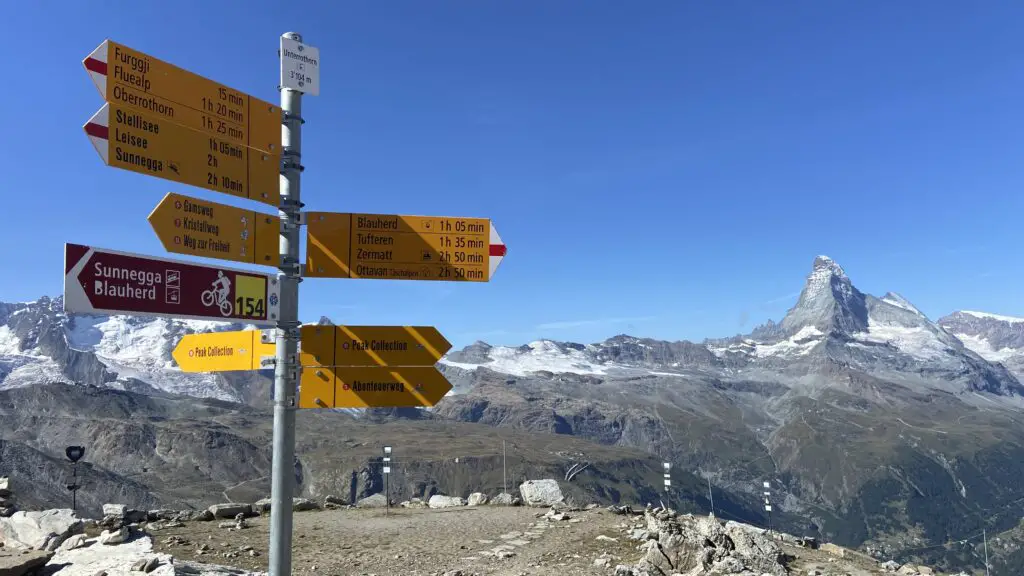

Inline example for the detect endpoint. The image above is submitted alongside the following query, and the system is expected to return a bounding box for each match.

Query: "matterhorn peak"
[779,255,868,336]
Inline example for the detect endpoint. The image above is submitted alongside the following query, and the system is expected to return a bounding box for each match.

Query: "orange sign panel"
[148,193,278,266]
[84,102,280,207]
[172,330,275,373]
[84,39,281,154]
[298,366,452,409]
[305,212,492,282]
[299,325,451,367]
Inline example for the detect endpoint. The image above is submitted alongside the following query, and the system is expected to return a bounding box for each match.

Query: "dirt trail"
[152,506,636,576]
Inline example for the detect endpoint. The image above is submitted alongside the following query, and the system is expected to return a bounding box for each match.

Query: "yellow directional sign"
[84,102,280,207]
[148,193,279,266]
[299,325,452,367]
[305,212,505,282]
[172,330,275,373]
[298,366,452,409]
[83,39,281,154]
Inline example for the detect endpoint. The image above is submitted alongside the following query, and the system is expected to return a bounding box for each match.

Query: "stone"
[594,557,611,568]
[131,559,148,571]
[0,509,83,551]
[0,478,10,498]
[596,535,617,542]
[0,548,52,576]
[50,534,175,576]
[897,565,919,575]
[880,560,900,572]
[124,510,148,524]
[490,493,521,506]
[251,499,272,514]
[356,494,388,508]
[518,480,564,507]
[466,493,488,506]
[58,534,89,551]
[143,556,161,572]
[207,504,252,519]
[917,568,934,576]
[194,510,215,522]
[428,495,466,509]
[146,510,177,522]
[323,495,346,506]
[98,526,129,545]
[102,504,127,519]
[292,498,319,512]
[400,498,428,509]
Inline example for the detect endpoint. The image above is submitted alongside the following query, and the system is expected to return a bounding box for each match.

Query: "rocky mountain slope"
[2,254,1023,573]
[939,310,1024,380]
[437,256,1024,574]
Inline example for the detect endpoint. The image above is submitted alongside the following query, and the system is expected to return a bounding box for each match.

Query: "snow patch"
[954,333,1021,363]
[961,310,1024,324]
[752,326,823,358]
[881,294,922,315]
[441,339,610,377]
[857,319,952,360]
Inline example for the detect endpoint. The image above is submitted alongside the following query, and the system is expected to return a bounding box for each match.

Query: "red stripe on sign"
[84,123,108,140]
[489,244,507,257]
[65,244,90,275]
[83,57,107,76]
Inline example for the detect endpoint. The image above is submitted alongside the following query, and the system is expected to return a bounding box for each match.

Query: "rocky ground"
[0,476,961,576]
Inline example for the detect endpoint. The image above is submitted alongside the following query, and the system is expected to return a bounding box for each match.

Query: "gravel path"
[151,506,639,576]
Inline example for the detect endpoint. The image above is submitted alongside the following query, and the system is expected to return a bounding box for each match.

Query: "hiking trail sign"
[83,39,282,154]
[299,324,452,367]
[84,102,280,207]
[173,330,276,372]
[298,365,452,409]
[148,192,279,266]
[304,212,507,281]
[63,243,280,325]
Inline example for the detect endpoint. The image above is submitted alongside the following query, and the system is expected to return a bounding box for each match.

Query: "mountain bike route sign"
[63,243,280,325]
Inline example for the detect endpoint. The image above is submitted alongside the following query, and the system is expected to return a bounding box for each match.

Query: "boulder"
[292,498,319,512]
[252,499,272,514]
[194,510,215,522]
[821,542,846,558]
[428,495,466,509]
[98,526,130,545]
[146,510,178,522]
[467,493,488,506]
[58,533,89,551]
[207,503,252,519]
[356,494,388,508]
[400,498,428,509]
[102,504,127,519]
[0,509,83,551]
[124,509,148,525]
[323,495,346,506]
[0,548,52,576]
[518,480,564,507]
[490,493,521,506]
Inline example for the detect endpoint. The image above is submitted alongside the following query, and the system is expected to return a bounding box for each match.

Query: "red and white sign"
[63,243,280,326]
[489,225,507,278]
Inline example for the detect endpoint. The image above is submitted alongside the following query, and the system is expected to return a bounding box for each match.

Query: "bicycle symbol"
[201,271,233,317]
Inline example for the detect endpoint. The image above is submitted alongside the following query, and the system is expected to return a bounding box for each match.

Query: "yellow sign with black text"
[148,193,278,266]
[84,102,280,206]
[84,39,281,154]
[173,330,275,373]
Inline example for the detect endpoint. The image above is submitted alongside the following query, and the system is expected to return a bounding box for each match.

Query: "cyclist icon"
[201,271,233,317]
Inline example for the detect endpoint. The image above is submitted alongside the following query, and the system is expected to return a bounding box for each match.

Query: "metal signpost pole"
[383,446,392,516]
[269,31,305,576]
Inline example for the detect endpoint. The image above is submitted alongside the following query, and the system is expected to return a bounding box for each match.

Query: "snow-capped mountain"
[442,255,1023,398]
[939,310,1024,379]
[0,296,265,402]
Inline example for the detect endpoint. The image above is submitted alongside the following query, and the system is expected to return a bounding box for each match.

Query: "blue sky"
[3,1,1024,348]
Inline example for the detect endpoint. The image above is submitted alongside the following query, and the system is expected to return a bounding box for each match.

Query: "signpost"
[83,102,281,207]
[299,325,452,367]
[83,39,282,154]
[298,365,452,409]
[173,330,276,372]
[72,32,508,576]
[63,243,280,325]
[304,212,506,282]
[149,192,279,266]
